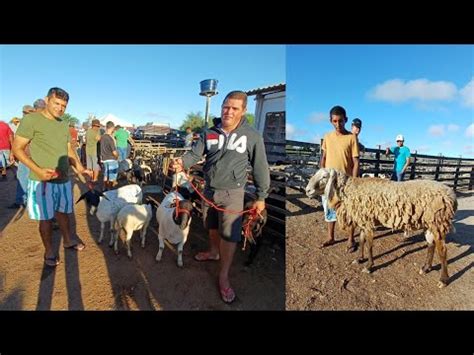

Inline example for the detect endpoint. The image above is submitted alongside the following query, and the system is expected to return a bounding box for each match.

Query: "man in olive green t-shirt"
[12,87,92,267]
[85,119,102,182]
[320,105,360,253]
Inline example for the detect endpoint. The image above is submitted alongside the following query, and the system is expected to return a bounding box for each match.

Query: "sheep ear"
[324,169,337,203]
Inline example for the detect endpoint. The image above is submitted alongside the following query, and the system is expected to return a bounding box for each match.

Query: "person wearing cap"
[85,118,102,182]
[171,90,270,304]
[12,87,92,267]
[22,105,35,116]
[9,117,21,134]
[385,134,411,182]
[320,105,360,252]
[351,118,365,177]
[33,99,46,110]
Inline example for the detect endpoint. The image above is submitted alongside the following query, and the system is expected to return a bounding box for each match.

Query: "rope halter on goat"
[170,159,260,250]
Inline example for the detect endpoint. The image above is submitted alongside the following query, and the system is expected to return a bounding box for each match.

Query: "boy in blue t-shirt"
[385,134,411,181]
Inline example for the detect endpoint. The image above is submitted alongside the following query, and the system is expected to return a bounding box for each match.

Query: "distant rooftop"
[246,83,285,96]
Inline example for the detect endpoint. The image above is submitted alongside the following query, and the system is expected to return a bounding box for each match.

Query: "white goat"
[306,168,457,288]
[76,184,142,245]
[113,200,157,258]
[155,191,193,267]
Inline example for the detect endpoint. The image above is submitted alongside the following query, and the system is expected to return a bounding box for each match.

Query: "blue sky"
[287,45,474,158]
[0,45,285,128]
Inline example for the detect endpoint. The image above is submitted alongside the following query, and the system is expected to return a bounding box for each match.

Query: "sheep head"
[306,168,348,208]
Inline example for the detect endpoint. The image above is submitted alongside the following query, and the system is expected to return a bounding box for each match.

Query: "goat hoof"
[354,257,366,264]
[177,261,183,268]
[437,281,447,288]
[419,266,432,275]
[362,267,372,274]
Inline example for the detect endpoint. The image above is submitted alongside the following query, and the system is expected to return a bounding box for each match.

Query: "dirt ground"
[0,169,284,310]
[286,187,474,310]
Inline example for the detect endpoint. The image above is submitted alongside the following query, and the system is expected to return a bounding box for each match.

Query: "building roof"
[246,83,286,96]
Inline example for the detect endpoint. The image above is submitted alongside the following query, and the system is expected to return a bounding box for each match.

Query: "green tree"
[246,113,255,126]
[61,113,80,126]
[180,111,216,133]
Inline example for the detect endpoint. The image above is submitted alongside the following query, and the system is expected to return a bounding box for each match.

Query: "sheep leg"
[435,238,449,288]
[98,222,105,244]
[177,241,184,267]
[356,230,366,264]
[362,232,374,273]
[126,231,133,258]
[420,244,435,275]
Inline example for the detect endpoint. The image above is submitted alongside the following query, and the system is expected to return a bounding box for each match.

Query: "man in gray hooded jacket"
[172,90,270,303]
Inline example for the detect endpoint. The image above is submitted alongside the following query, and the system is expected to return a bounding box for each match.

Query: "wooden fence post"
[453,156,462,191]
[469,166,474,190]
[410,150,418,180]
[375,145,381,177]
[434,154,443,181]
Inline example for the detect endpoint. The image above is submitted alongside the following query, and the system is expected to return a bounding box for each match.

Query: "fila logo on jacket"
[206,133,247,153]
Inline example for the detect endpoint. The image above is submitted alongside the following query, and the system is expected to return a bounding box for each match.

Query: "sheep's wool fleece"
[334,178,457,239]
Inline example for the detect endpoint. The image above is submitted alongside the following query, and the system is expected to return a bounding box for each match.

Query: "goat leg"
[99,222,105,244]
[126,232,133,258]
[156,237,164,262]
[177,241,184,267]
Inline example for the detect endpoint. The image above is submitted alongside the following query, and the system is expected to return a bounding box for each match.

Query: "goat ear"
[324,168,337,204]
[95,190,110,201]
[76,193,87,204]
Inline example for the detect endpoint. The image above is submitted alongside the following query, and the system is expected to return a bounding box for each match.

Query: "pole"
[204,95,211,130]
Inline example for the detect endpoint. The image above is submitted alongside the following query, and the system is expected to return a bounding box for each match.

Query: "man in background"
[386,134,411,182]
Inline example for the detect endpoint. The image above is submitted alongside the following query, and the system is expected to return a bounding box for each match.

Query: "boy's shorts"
[27,180,73,220]
[321,194,337,222]
[202,188,245,243]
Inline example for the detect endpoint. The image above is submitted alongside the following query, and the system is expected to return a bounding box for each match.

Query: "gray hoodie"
[181,117,270,200]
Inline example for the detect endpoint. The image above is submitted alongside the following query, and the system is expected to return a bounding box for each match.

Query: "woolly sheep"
[155,191,193,267]
[305,168,457,288]
[76,184,143,245]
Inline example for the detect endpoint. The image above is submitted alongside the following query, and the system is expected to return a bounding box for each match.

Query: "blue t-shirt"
[390,146,411,172]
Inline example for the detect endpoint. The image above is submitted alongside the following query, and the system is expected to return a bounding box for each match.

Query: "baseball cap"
[22,105,34,113]
[91,119,101,127]
[351,118,362,128]
[396,134,404,141]
[33,99,46,109]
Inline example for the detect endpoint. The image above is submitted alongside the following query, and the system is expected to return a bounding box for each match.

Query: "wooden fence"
[286,140,474,191]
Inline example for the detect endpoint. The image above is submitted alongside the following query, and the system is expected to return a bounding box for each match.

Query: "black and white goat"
[76,184,142,245]
[155,191,193,267]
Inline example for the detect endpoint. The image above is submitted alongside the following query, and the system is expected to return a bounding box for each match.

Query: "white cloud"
[441,140,452,147]
[447,124,459,132]
[369,78,457,103]
[428,124,445,137]
[307,112,327,123]
[460,77,474,107]
[466,123,474,138]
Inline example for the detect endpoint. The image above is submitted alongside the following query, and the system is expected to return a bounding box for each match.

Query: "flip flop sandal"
[194,251,220,262]
[64,242,86,251]
[219,286,236,304]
